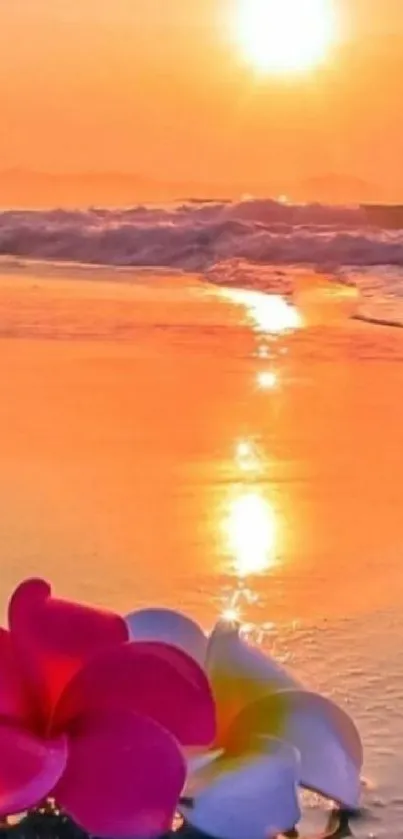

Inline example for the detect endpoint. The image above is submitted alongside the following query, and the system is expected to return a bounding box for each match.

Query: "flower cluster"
[0,579,215,838]
[0,580,362,839]
[126,608,363,839]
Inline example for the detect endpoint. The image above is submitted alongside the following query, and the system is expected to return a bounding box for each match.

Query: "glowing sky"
[1,1,403,195]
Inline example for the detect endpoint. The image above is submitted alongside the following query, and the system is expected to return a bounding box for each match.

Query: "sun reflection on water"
[235,438,263,473]
[221,605,242,624]
[222,289,301,334]
[249,294,301,333]
[224,491,277,578]
[216,287,293,629]
[257,344,271,359]
[256,370,278,390]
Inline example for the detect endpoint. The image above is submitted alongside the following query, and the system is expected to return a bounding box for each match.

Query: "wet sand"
[0,265,403,836]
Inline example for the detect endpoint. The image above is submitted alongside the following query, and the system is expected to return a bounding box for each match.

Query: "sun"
[236,0,335,75]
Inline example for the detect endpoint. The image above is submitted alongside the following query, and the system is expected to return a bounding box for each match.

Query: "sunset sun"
[236,0,335,74]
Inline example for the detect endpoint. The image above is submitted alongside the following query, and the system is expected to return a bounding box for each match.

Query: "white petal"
[184,748,224,797]
[124,608,208,665]
[180,739,301,839]
[187,749,224,776]
[284,691,362,808]
[207,621,300,690]
[206,621,300,740]
[228,689,362,810]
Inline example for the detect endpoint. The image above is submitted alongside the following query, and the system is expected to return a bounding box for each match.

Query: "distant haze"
[1,1,403,202]
[0,170,384,208]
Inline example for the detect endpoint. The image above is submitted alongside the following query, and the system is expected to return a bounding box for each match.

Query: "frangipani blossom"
[126,609,363,839]
[0,580,215,838]
[184,738,300,839]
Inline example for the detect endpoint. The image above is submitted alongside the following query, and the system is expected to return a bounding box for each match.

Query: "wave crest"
[1,200,403,272]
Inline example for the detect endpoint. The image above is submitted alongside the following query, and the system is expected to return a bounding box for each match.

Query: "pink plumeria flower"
[126,609,363,839]
[0,579,215,838]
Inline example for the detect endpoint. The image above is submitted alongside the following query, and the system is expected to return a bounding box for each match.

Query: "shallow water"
[0,266,402,837]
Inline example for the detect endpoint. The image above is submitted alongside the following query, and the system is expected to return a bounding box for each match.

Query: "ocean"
[4,197,403,329]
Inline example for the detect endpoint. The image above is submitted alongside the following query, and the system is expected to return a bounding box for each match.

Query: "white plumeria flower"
[125,609,362,839]
[182,737,300,839]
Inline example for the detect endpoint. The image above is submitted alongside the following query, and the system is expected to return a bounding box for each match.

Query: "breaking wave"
[1,199,403,273]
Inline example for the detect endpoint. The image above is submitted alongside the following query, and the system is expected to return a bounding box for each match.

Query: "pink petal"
[9,578,128,719]
[54,641,216,747]
[0,629,32,724]
[0,721,67,817]
[55,709,186,838]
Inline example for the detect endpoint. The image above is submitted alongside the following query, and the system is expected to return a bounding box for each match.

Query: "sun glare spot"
[249,294,301,333]
[223,289,302,334]
[225,492,277,578]
[221,606,242,623]
[257,344,270,359]
[236,0,336,75]
[237,440,253,459]
[257,370,278,390]
[235,439,262,473]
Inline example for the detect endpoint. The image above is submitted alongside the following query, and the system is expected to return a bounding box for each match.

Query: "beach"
[0,264,402,836]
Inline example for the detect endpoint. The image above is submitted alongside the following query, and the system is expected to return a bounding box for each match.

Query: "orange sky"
[1,1,403,196]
